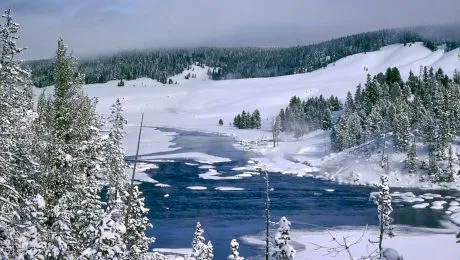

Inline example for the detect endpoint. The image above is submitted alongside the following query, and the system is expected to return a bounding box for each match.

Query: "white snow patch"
[447,205,460,212]
[449,201,460,206]
[185,162,199,166]
[155,183,171,188]
[186,186,207,190]
[451,212,460,226]
[412,203,430,209]
[198,169,248,180]
[430,201,447,210]
[141,152,231,164]
[215,186,245,191]
[235,172,253,178]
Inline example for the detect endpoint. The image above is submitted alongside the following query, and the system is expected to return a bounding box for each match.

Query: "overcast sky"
[2,0,460,60]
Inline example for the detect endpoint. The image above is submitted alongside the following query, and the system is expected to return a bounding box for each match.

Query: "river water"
[128,128,457,259]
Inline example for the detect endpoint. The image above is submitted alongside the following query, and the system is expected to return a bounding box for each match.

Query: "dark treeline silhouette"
[27,29,431,88]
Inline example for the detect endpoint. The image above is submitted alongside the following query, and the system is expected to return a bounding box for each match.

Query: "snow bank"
[242,225,460,260]
[141,152,231,164]
[198,169,246,180]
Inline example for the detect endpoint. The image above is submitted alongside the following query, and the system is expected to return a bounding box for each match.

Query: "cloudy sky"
[2,0,460,59]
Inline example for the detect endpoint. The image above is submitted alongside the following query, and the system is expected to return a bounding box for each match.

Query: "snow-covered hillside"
[39,43,460,189]
[81,43,460,136]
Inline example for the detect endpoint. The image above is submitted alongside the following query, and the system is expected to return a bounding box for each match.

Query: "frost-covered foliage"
[233,109,261,129]
[373,175,395,254]
[0,9,46,259]
[46,193,76,259]
[228,239,244,260]
[272,216,296,260]
[332,67,460,182]
[191,222,213,260]
[278,95,342,138]
[81,209,127,259]
[104,98,129,211]
[124,185,155,259]
[0,9,161,259]
[272,116,282,147]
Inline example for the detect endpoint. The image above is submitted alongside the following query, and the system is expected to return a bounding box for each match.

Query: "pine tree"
[81,210,126,259]
[191,222,213,260]
[206,241,214,260]
[228,239,244,260]
[445,145,456,182]
[394,102,410,152]
[252,109,261,129]
[34,39,109,257]
[124,185,155,259]
[322,108,332,130]
[105,98,129,211]
[272,116,282,147]
[0,9,45,258]
[272,216,295,260]
[406,136,417,174]
[46,193,76,259]
[373,175,394,254]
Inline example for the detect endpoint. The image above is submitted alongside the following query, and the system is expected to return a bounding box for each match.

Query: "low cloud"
[1,0,459,59]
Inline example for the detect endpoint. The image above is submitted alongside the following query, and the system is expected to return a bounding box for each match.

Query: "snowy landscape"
[2,1,460,260]
[78,42,460,259]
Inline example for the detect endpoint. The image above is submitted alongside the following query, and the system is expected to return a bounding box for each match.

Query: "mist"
[2,0,460,60]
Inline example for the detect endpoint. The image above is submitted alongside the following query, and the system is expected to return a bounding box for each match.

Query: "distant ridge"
[27,25,460,88]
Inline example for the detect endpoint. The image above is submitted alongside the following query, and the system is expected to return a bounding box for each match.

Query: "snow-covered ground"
[51,43,460,190]
[242,225,460,260]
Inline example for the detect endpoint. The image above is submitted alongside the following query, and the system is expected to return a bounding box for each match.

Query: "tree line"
[331,67,460,182]
[275,95,342,139]
[26,29,431,88]
[233,109,262,129]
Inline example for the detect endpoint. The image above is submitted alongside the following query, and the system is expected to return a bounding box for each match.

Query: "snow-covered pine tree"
[322,108,332,130]
[124,185,155,259]
[46,193,76,259]
[81,209,126,259]
[445,144,456,182]
[104,98,129,211]
[34,38,107,257]
[272,116,282,147]
[373,175,394,254]
[191,222,213,260]
[0,9,46,258]
[206,241,214,260]
[406,135,417,174]
[393,102,410,152]
[228,239,244,260]
[252,109,261,129]
[272,216,296,260]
